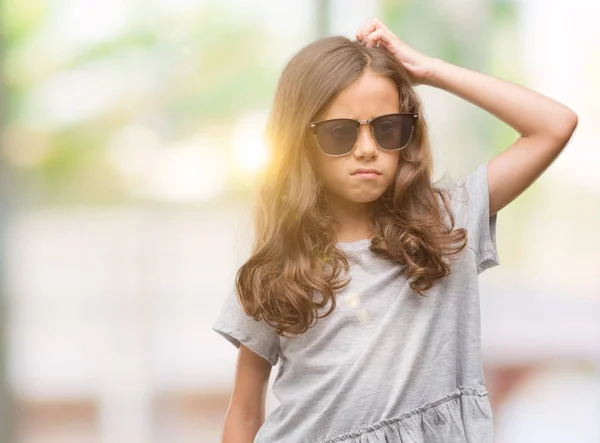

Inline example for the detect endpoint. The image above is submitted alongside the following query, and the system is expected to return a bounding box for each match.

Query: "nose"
[352,123,378,159]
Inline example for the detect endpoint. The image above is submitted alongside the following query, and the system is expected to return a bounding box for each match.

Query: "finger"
[356,17,377,41]
[371,20,400,46]
[374,18,393,35]
[364,28,392,48]
[356,20,371,42]
[355,18,371,40]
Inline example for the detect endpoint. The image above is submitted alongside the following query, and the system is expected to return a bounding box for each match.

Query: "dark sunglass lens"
[372,115,414,150]
[316,120,357,155]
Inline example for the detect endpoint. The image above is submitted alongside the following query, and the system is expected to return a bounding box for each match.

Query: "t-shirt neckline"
[336,237,372,250]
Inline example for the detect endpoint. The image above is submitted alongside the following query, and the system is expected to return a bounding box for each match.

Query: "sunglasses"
[308,113,418,157]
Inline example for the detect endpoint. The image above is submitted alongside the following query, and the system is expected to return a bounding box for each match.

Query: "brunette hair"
[235,36,467,337]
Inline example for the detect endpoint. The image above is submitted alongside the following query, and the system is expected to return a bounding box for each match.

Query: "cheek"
[316,157,346,191]
[385,153,400,178]
[309,142,339,181]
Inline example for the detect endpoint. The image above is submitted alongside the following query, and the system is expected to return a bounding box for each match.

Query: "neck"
[325,192,374,243]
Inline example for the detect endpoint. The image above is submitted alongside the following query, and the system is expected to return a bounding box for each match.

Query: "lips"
[351,168,382,175]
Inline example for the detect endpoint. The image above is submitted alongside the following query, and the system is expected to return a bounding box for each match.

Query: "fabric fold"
[317,387,493,443]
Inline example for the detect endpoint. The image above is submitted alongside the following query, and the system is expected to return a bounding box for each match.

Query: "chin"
[344,193,384,204]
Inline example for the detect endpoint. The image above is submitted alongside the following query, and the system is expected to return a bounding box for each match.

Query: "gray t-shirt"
[212,161,499,443]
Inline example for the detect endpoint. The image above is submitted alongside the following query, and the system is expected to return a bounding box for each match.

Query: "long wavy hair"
[235,36,468,337]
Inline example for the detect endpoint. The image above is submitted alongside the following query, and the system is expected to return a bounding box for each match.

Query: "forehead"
[320,70,400,121]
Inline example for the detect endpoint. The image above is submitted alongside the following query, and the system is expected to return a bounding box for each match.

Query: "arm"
[425,58,578,217]
[357,17,579,217]
[221,344,272,443]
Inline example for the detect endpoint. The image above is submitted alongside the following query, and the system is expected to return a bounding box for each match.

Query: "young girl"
[212,17,577,443]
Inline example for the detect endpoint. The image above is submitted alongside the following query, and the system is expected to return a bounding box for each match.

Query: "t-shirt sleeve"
[212,289,281,366]
[447,161,500,274]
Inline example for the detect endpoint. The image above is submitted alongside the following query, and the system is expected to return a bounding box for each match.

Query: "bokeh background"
[0,0,599,442]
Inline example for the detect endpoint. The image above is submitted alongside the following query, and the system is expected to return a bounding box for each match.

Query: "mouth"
[351,171,382,180]
[351,169,382,176]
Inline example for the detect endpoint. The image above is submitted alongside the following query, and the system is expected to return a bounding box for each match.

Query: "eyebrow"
[320,113,400,121]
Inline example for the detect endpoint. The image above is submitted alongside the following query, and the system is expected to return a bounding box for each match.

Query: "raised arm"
[425,58,577,217]
[357,17,578,217]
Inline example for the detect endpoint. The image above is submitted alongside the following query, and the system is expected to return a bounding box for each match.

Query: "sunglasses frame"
[308,112,419,157]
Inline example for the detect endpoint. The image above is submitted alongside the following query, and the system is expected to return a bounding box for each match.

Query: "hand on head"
[355,17,437,86]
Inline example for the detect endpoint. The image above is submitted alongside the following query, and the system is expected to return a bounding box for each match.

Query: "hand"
[356,17,438,86]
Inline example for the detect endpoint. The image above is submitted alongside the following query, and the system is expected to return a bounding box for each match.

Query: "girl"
[212,17,577,443]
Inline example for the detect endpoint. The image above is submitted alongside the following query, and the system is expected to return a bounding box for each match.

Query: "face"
[309,69,402,209]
